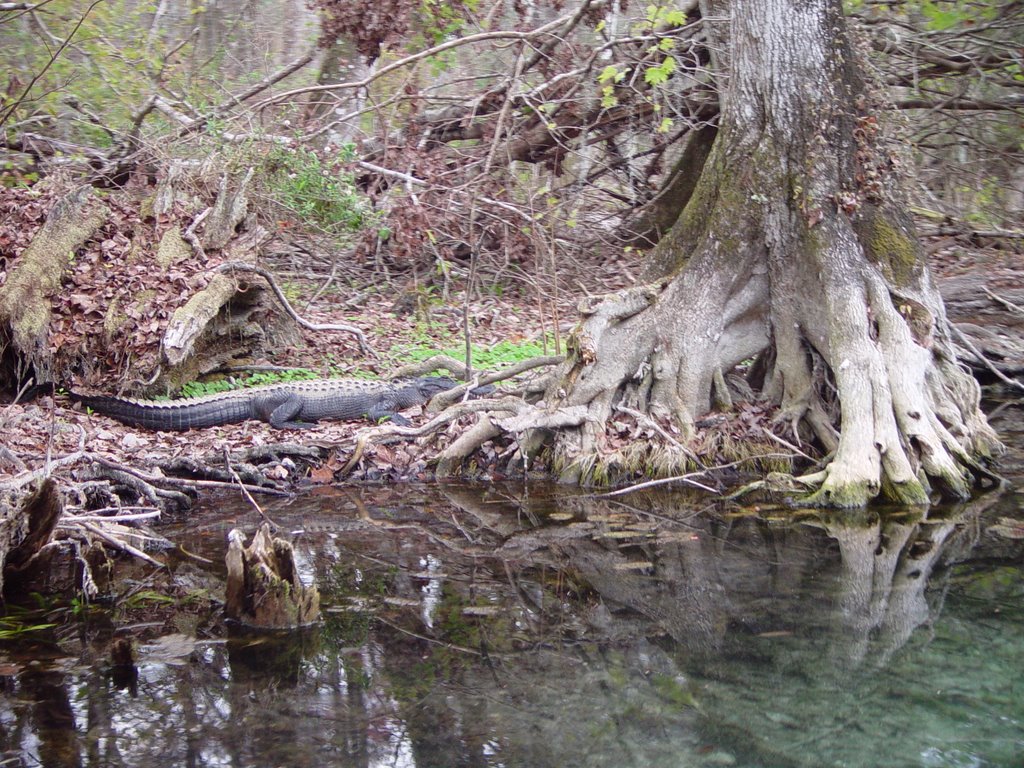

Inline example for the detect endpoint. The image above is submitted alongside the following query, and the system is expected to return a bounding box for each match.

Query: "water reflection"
[1,483,1021,767]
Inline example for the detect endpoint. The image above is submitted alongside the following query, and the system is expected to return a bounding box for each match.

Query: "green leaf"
[920,0,967,30]
[598,65,625,84]
[644,56,677,86]
[663,9,687,26]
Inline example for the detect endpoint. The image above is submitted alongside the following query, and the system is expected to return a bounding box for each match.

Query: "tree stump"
[1,479,62,596]
[224,524,320,629]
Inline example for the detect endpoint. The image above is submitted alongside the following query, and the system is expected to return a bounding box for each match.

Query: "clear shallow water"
[2,404,1023,768]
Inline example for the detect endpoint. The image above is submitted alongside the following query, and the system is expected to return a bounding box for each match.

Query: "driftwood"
[938,274,1024,380]
[162,274,246,367]
[224,524,320,629]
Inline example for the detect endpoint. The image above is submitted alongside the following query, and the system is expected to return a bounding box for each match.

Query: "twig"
[252,9,595,112]
[62,508,161,523]
[759,425,817,462]
[983,286,1024,316]
[222,447,281,531]
[79,522,165,568]
[215,262,372,356]
[183,206,210,259]
[374,615,483,657]
[389,353,563,386]
[596,472,720,497]
[356,161,535,223]
[925,227,1024,238]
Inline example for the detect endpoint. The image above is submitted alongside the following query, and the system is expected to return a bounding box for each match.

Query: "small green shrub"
[398,337,556,370]
[180,369,319,398]
[263,145,375,237]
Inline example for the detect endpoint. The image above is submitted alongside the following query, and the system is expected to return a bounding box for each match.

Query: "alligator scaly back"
[68,377,465,431]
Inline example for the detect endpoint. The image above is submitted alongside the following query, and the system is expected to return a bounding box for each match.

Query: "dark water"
[2,404,1023,767]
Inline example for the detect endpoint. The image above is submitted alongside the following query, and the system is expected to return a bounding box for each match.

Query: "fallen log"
[0,187,109,380]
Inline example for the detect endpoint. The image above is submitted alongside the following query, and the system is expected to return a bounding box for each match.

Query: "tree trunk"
[543,0,1002,506]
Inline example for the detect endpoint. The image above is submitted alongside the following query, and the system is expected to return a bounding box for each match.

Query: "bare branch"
[251,9,600,112]
[0,0,104,129]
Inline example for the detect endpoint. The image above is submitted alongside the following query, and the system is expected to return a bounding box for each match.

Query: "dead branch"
[78,521,164,568]
[90,455,289,501]
[435,416,504,475]
[950,323,1024,392]
[252,10,594,112]
[340,397,524,476]
[215,262,372,355]
[983,286,1024,316]
[222,448,282,531]
[596,471,720,497]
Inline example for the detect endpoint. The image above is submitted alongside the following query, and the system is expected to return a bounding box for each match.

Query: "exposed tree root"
[499,0,1007,507]
[528,236,1004,505]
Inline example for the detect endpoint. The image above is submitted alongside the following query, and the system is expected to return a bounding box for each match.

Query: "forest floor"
[2,225,1022,515]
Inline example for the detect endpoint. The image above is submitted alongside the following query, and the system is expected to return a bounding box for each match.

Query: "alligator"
[68,376,483,431]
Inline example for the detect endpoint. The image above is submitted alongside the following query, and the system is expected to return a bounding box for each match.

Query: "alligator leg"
[267,395,316,429]
[366,400,411,427]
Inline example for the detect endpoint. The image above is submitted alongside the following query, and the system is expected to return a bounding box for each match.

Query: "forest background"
[0,0,1021,513]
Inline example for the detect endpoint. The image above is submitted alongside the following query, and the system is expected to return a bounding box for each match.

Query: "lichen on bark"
[0,186,109,379]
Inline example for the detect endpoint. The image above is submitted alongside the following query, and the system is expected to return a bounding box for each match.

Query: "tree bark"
[541,0,1002,506]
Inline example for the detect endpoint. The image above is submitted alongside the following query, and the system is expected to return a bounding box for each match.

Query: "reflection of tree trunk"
[819,503,985,668]
[556,533,728,654]
[825,513,915,667]
[21,668,82,768]
[876,518,958,663]
[84,671,125,767]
